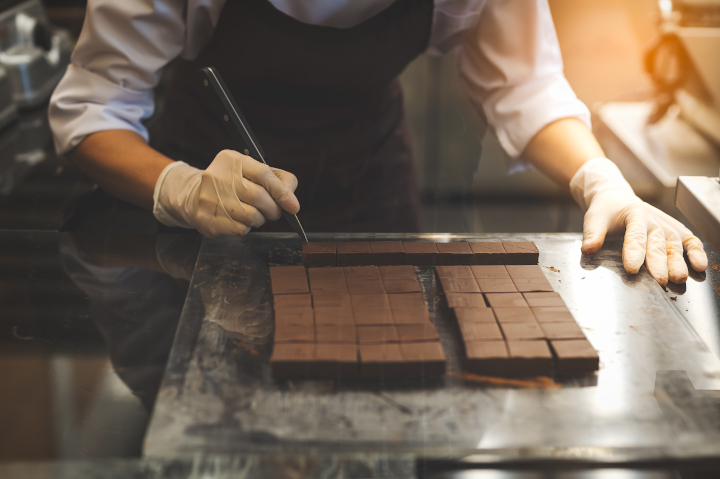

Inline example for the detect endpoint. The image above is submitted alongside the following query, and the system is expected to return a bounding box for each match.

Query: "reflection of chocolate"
[403,242,439,265]
[336,242,372,266]
[550,339,599,374]
[502,242,539,265]
[469,242,507,265]
[369,241,405,265]
[302,242,336,267]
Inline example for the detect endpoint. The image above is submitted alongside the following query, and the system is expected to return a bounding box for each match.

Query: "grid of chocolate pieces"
[269,265,446,380]
[303,241,539,267]
[437,265,599,376]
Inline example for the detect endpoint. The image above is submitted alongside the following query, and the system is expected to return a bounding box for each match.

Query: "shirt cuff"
[49,63,154,154]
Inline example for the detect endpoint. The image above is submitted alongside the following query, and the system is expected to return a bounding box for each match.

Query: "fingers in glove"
[682,236,708,272]
[644,222,668,286]
[239,154,300,215]
[666,233,688,284]
[622,210,647,274]
[581,210,608,255]
[195,213,251,238]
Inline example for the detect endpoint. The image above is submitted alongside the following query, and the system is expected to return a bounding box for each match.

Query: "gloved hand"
[570,158,707,286]
[153,150,299,237]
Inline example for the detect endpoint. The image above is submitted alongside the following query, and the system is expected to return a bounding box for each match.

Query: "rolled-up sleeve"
[49,0,189,154]
[458,0,591,161]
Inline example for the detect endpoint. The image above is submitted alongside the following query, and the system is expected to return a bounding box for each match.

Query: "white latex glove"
[153,150,299,237]
[570,158,707,286]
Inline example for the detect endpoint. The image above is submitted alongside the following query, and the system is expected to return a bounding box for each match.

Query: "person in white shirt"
[49,0,707,286]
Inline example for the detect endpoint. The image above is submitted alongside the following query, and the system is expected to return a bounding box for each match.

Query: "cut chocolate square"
[314,343,359,378]
[523,292,564,307]
[512,277,554,293]
[506,340,553,376]
[399,342,446,376]
[436,242,473,265]
[274,308,315,327]
[302,243,336,267]
[436,265,474,278]
[438,276,480,294]
[458,321,504,341]
[541,322,586,340]
[274,324,315,343]
[316,325,357,343]
[387,292,426,310]
[343,266,381,279]
[485,293,528,309]
[391,308,431,325]
[336,242,372,266]
[270,343,314,379]
[471,265,510,279]
[310,279,349,295]
[470,265,515,292]
[359,343,406,378]
[357,325,399,344]
[273,293,312,310]
[382,279,422,293]
[313,293,352,310]
[369,241,405,265]
[500,322,545,340]
[346,278,386,295]
[396,324,440,342]
[445,293,487,308]
[550,339,599,374]
[351,294,394,325]
[505,265,545,277]
[501,242,539,265]
[308,267,345,281]
[531,306,575,323]
[493,307,537,324]
[468,242,508,265]
[271,279,310,295]
[403,242,440,265]
[270,266,307,281]
[314,306,354,326]
[453,307,496,324]
[464,340,509,375]
[379,265,416,280]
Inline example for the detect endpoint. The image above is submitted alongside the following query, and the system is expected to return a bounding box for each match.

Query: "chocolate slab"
[379,265,417,280]
[469,265,516,292]
[308,267,345,281]
[336,242,372,266]
[356,326,399,344]
[270,266,307,281]
[369,241,405,265]
[506,340,553,376]
[343,266,381,279]
[541,322,586,340]
[471,265,509,279]
[379,266,421,292]
[310,279,349,295]
[399,342,447,377]
[459,321,504,341]
[314,306,354,327]
[436,242,473,265]
[485,293,528,309]
[468,242,508,265]
[382,279,422,293]
[402,242,440,265]
[387,292,426,310]
[531,306,576,323]
[359,343,406,378]
[453,307,496,324]
[346,278,386,295]
[436,265,474,278]
[395,324,440,342]
[314,343,359,378]
[271,278,310,295]
[350,294,394,325]
[512,277,554,292]
[273,293,312,310]
[500,323,545,340]
[274,308,315,327]
[312,293,352,310]
[438,276,481,294]
[550,339,599,374]
[274,324,315,343]
[315,325,357,343]
[302,242,336,267]
[445,293,487,308]
[501,242,539,265]
[463,340,510,375]
[505,265,545,278]
[390,306,431,325]
[270,343,314,379]
[523,292,564,307]
[493,307,537,324]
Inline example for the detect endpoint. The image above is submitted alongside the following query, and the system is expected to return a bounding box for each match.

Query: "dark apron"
[151,0,433,233]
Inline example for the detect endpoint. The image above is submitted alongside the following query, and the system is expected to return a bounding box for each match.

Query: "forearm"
[68,130,174,210]
[522,118,605,189]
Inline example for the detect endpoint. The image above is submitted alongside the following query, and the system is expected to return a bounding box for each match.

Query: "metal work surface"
[145,233,720,466]
[676,176,720,255]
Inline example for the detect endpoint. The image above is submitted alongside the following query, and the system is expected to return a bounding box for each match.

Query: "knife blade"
[198,66,308,243]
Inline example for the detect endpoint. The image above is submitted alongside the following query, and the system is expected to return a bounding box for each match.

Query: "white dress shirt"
[48,0,590,161]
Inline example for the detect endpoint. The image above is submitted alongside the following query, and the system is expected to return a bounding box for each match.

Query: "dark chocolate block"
[453,307,496,324]
[512,277,554,292]
[270,343,314,379]
[314,343,359,378]
[379,266,421,292]
[391,308,431,325]
[271,279,310,295]
[436,242,473,265]
[359,343,405,378]
[316,325,357,343]
[310,279,349,295]
[523,292,564,307]
[468,242,508,265]
[485,293,528,309]
[470,265,517,293]
[436,265,474,278]
[346,279,386,295]
[308,267,345,281]
[357,326,399,344]
[500,323,545,340]
[270,266,307,281]
[438,276,480,294]
[506,340,553,376]
[395,324,440,342]
[273,293,312,310]
[274,308,314,327]
[459,321,504,341]
[343,266,381,279]
[387,292,426,310]
[351,294,394,325]
[314,306,354,326]
[505,265,553,292]
[445,293,487,308]
[337,242,372,266]
[313,293,352,309]
[369,241,405,265]
[541,322,586,340]
[501,242,539,265]
[403,242,439,265]
[274,324,315,343]
[531,306,575,323]
[550,339,599,374]
[493,307,537,324]
[464,340,510,375]
[382,279,422,293]
[399,342,446,376]
[379,265,416,280]
[302,243,336,267]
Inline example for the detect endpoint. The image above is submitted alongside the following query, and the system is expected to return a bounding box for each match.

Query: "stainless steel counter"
[144,233,720,468]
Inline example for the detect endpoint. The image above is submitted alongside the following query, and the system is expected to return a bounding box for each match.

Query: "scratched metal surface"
[144,233,720,464]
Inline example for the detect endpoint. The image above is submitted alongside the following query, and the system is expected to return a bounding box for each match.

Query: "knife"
[198,66,308,243]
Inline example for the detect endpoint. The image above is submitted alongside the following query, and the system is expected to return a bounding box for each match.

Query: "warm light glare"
[659,0,673,19]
